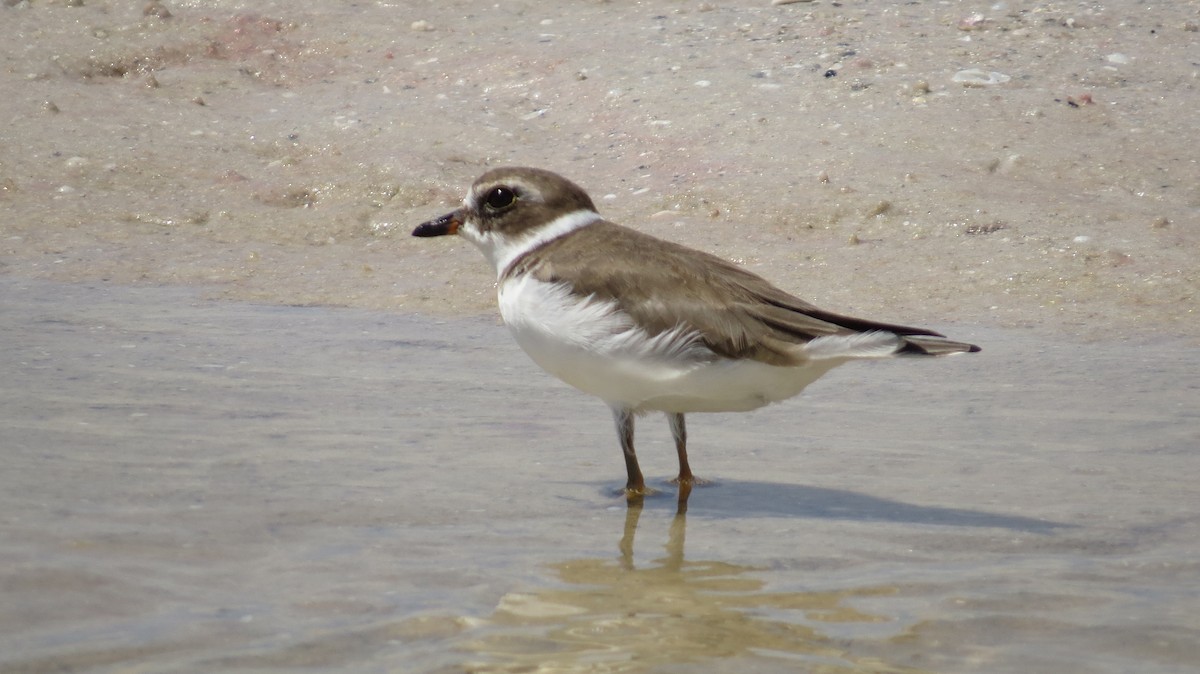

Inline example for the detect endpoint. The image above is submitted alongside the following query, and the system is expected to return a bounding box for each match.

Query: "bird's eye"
[484,187,516,211]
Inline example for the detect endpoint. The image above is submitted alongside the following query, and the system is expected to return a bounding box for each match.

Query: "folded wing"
[519,221,980,366]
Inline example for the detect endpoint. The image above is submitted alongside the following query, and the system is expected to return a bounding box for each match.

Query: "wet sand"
[2,0,1199,672]
[2,278,1198,673]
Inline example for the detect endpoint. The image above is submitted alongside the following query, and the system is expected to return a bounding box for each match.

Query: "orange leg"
[611,407,649,496]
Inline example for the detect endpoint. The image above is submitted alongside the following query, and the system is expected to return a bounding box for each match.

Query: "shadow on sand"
[611,478,1069,534]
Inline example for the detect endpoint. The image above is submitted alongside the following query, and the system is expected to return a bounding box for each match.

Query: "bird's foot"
[618,484,660,499]
[668,475,713,487]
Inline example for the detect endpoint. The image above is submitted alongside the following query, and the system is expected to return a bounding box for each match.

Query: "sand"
[2,0,1196,335]
[1,1,1198,672]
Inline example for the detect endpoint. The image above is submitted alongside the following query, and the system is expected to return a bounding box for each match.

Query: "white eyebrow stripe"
[494,208,601,278]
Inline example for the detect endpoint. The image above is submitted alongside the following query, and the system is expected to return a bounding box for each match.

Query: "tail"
[780,305,980,357]
[899,335,981,356]
[800,331,979,361]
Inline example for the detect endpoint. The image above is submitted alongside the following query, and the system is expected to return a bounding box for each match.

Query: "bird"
[412,167,979,497]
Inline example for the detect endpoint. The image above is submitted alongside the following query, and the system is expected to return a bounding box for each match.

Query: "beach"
[1,1,1198,672]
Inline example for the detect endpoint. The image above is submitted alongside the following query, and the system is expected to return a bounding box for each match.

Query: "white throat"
[461,209,601,278]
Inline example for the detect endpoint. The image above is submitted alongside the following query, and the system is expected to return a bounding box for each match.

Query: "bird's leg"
[667,412,697,486]
[611,407,650,497]
[675,479,693,515]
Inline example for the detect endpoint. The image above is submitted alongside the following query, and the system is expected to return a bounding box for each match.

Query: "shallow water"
[2,278,1197,673]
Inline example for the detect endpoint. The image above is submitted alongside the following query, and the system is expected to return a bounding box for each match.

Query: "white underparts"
[497,275,884,414]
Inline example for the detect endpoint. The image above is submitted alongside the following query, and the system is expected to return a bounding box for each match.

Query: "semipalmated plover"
[413,167,979,496]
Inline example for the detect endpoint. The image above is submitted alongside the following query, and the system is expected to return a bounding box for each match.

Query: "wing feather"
[508,221,976,365]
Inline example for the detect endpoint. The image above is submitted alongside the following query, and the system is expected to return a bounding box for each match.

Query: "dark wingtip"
[412,212,460,237]
[899,335,982,356]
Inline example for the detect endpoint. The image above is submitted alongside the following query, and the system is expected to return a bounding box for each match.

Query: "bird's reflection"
[463,489,927,673]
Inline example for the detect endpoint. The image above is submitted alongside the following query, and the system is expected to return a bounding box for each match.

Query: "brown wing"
[511,221,974,364]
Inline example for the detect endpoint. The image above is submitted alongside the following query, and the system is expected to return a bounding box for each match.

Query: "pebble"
[982,154,1023,175]
[410,20,434,32]
[1105,53,1130,65]
[143,1,171,18]
[998,154,1023,174]
[772,0,815,5]
[952,69,1011,87]
[965,221,1007,235]
[864,200,891,218]
[958,14,986,31]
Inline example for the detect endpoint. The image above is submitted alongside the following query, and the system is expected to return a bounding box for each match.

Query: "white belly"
[497,276,845,413]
